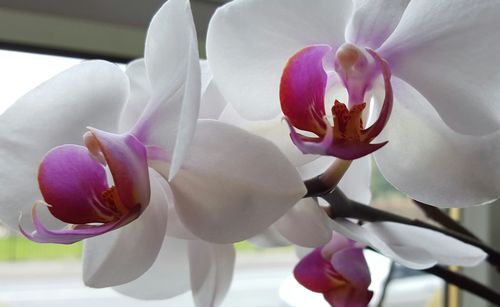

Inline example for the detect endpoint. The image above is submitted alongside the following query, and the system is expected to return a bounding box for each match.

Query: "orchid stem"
[424,266,500,306]
[304,159,351,197]
[321,189,500,270]
[304,175,333,197]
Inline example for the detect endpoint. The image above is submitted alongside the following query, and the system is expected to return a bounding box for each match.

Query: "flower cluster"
[0,0,499,306]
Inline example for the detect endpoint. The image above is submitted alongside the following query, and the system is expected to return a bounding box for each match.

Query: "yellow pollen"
[101,187,128,216]
[332,100,366,141]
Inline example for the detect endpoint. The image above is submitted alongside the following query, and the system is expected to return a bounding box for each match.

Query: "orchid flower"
[200,61,487,271]
[207,0,500,207]
[294,224,486,307]
[201,0,489,275]
[291,217,486,307]
[202,53,481,267]
[280,45,392,160]
[202,57,475,269]
[0,0,305,291]
[295,232,373,307]
[202,61,372,249]
[10,0,203,245]
[201,3,488,294]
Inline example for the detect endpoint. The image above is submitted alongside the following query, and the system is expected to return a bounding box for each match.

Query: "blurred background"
[0,1,498,306]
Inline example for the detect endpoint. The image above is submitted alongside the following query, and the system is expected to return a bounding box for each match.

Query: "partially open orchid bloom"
[207,0,500,207]
[295,233,373,307]
[13,0,201,245]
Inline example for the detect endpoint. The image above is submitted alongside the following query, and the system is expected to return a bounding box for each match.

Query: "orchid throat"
[280,43,393,160]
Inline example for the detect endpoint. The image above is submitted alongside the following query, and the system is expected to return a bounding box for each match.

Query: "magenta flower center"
[20,129,150,244]
[279,43,393,160]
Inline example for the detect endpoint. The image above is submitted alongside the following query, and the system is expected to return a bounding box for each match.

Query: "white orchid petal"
[113,236,191,300]
[328,219,371,244]
[345,0,410,49]
[363,222,487,267]
[219,104,317,167]
[198,62,228,121]
[200,60,212,94]
[82,171,168,287]
[168,120,306,243]
[379,0,500,135]
[134,0,201,180]
[197,61,230,119]
[144,0,196,101]
[338,157,372,205]
[374,78,500,207]
[166,207,198,241]
[275,198,332,248]
[199,81,228,120]
[330,219,442,269]
[118,59,151,133]
[0,60,128,230]
[207,0,352,120]
[248,225,291,248]
[215,85,334,180]
[331,219,486,269]
[168,37,202,180]
[161,178,198,240]
[189,241,235,307]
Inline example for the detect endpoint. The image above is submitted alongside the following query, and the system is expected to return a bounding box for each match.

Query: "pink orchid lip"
[20,129,150,244]
[280,45,330,137]
[280,44,393,160]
